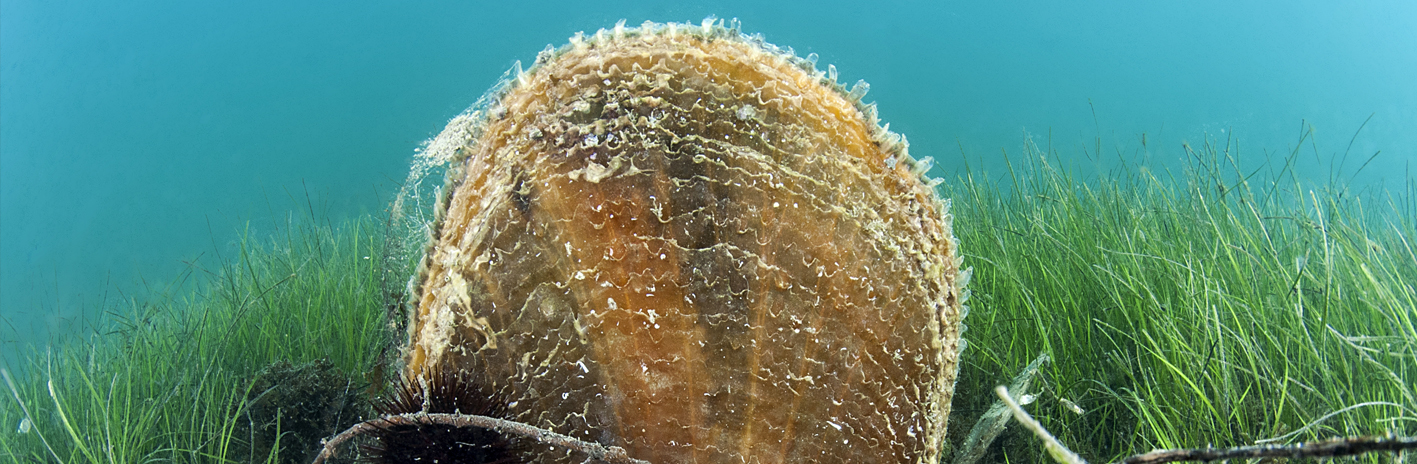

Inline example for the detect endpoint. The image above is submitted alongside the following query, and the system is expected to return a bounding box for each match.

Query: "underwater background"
[3,0,1415,365]
[3,2,1417,463]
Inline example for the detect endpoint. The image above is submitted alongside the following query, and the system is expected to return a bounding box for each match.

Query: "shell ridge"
[388,17,965,464]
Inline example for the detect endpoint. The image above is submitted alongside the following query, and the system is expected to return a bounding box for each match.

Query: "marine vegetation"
[1,20,1412,464]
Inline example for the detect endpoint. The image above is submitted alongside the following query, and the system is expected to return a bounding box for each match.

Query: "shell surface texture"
[389,18,968,464]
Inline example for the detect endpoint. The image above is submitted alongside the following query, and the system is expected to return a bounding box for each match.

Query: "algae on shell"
[383,18,968,464]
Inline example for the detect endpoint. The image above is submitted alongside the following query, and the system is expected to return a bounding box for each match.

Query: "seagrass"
[397,19,967,463]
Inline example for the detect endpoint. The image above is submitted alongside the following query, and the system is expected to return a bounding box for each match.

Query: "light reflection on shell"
[390,18,968,464]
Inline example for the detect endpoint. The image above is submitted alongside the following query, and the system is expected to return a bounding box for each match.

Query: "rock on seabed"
[391,18,968,464]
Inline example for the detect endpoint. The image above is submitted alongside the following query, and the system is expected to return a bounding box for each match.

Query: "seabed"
[2,131,1414,463]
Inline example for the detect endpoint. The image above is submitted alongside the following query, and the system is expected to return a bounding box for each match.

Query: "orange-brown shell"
[399,20,966,464]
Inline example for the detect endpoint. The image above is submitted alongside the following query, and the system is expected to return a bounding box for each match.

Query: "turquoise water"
[2,0,1414,348]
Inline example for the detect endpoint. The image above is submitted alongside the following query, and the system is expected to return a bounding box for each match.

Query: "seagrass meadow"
[2,125,1413,463]
[0,16,1411,462]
